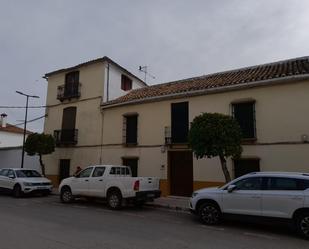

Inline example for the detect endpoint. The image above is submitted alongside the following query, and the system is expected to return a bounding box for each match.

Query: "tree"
[24,133,55,176]
[188,113,242,182]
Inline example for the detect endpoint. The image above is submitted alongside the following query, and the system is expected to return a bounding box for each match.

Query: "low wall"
[0,146,41,172]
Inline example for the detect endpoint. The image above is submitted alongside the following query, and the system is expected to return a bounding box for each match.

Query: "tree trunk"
[39,154,46,176]
[219,155,231,183]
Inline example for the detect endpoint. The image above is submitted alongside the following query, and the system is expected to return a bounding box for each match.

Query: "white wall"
[103,62,145,102]
[0,147,41,172]
[0,131,25,148]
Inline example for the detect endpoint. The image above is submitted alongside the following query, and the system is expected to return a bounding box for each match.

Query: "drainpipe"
[99,109,105,164]
[106,63,110,102]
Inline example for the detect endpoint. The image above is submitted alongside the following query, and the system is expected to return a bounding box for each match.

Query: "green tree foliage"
[188,113,242,182]
[24,133,55,176]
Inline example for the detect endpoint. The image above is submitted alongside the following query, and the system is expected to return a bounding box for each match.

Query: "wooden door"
[59,159,70,183]
[169,151,193,196]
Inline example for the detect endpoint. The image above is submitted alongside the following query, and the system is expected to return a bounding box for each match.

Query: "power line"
[0,105,47,109]
[6,114,47,128]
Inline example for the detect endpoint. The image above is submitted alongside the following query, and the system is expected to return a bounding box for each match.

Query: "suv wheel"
[107,190,122,210]
[13,184,23,198]
[60,187,74,203]
[296,212,309,239]
[198,202,221,225]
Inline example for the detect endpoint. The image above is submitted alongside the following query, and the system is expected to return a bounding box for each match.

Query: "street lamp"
[16,91,39,168]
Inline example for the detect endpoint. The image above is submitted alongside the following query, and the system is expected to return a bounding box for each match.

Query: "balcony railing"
[57,83,81,101]
[54,129,78,146]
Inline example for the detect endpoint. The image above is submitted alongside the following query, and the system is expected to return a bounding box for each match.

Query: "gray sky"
[1,0,309,132]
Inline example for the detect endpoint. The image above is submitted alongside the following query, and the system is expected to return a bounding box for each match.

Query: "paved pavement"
[147,196,190,211]
[0,194,308,249]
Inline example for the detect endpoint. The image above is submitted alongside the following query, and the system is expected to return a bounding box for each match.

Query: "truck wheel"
[296,212,309,239]
[107,190,122,210]
[198,202,221,225]
[60,187,74,203]
[13,184,23,198]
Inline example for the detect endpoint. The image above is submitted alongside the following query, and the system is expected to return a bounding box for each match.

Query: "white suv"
[0,168,53,197]
[190,172,309,239]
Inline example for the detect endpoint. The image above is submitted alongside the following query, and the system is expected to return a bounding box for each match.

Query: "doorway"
[59,159,70,183]
[169,151,193,196]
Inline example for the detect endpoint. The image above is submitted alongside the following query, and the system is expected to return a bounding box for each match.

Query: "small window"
[232,101,256,140]
[234,177,262,190]
[121,75,132,91]
[124,115,138,145]
[92,167,105,177]
[78,167,93,178]
[267,177,302,191]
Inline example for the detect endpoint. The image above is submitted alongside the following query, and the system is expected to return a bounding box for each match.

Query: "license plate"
[37,187,48,190]
[147,193,155,198]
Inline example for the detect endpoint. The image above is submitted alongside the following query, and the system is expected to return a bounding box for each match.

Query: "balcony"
[57,83,81,101]
[54,129,78,146]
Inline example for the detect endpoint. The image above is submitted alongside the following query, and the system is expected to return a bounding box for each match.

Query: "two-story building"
[44,56,309,197]
[43,57,146,184]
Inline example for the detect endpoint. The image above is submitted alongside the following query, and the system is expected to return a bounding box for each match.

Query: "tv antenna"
[138,66,155,83]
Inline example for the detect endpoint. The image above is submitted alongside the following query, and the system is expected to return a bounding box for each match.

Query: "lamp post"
[16,91,39,168]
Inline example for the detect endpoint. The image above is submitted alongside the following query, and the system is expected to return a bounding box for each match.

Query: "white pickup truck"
[59,165,161,209]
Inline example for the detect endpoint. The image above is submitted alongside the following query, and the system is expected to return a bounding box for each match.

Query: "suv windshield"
[15,170,41,178]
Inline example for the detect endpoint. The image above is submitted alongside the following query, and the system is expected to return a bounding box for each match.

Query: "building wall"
[43,60,145,184]
[43,63,309,194]
[103,61,146,102]
[98,80,309,195]
[0,131,25,148]
[0,147,41,172]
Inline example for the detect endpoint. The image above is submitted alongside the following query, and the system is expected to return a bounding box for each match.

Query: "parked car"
[59,165,161,209]
[0,168,53,197]
[190,172,309,239]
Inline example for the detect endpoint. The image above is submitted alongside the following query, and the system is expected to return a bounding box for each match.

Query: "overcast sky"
[1,0,309,132]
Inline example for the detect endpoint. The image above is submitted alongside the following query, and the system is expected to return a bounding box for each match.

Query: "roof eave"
[43,56,147,86]
[101,74,309,109]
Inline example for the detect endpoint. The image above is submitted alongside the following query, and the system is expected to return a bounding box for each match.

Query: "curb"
[145,202,190,212]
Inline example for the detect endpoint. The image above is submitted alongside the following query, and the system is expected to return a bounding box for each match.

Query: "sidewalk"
[146,196,190,212]
[53,188,190,212]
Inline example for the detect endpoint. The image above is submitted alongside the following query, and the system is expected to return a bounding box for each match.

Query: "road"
[0,194,307,249]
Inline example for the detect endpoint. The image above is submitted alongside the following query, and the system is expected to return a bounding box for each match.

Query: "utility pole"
[16,91,39,168]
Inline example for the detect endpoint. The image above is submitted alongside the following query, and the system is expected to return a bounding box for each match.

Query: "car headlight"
[192,192,199,198]
[23,182,35,186]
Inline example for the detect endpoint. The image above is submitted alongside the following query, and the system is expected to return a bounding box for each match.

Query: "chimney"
[1,113,7,128]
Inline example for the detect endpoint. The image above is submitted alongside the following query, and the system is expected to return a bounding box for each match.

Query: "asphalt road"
[0,194,308,249]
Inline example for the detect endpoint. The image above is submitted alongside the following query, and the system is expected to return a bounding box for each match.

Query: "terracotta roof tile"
[103,56,309,107]
[0,124,32,134]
